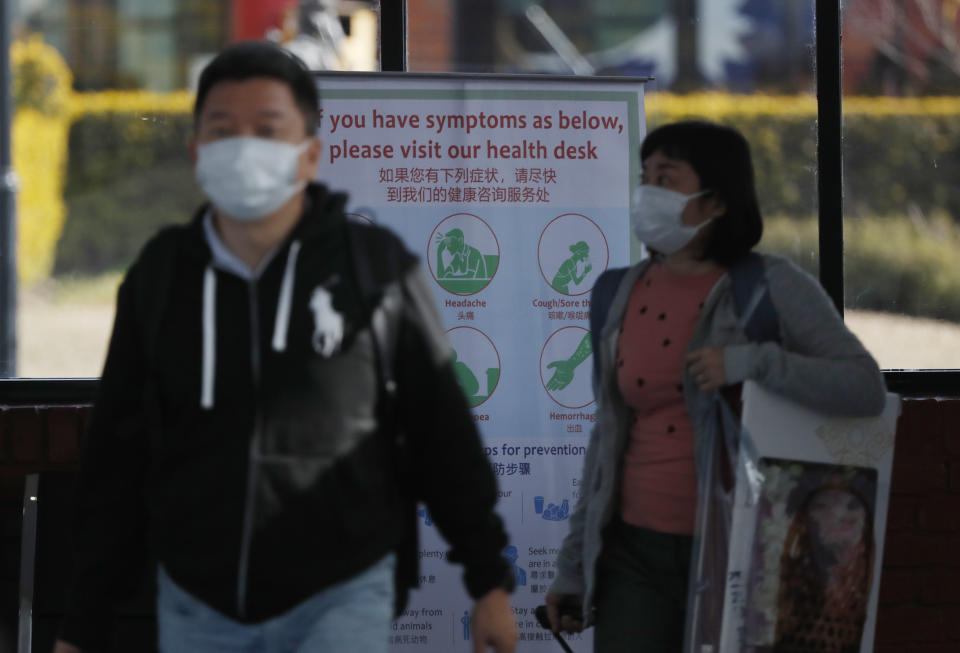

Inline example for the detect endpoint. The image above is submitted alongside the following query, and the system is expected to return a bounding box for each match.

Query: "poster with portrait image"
[705,382,900,653]
[744,459,878,652]
[312,71,648,651]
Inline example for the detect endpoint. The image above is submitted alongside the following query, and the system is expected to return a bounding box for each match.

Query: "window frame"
[0,0,955,402]
[1,0,14,381]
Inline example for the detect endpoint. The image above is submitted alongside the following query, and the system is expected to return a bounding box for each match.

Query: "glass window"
[409,0,960,371]
[12,0,956,376]
[839,0,960,369]
[9,0,380,378]
[407,0,820,300]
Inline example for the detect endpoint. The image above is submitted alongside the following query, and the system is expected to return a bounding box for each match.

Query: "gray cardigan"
[548,253,886,623]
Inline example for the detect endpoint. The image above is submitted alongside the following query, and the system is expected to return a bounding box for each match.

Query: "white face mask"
[631,185,712,254]
[196,136,311,221]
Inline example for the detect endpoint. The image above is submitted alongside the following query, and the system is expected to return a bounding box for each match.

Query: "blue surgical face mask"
[196,136,311,221]
[631,185,711,254]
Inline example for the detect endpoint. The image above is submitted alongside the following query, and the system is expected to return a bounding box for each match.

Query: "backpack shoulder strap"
[589,266,629,379]
[343,219,424,617]
[343,221,411,400]
[729,252,781,344]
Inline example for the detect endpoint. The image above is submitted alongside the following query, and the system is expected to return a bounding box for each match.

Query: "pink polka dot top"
[616,261,724,535]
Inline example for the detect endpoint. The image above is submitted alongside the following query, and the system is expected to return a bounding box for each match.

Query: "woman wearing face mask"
[544,121,886,652]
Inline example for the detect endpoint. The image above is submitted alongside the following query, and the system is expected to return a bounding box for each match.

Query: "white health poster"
[313,72,647,651]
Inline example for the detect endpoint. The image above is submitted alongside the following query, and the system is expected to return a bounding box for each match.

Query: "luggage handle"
[534,605,576,653]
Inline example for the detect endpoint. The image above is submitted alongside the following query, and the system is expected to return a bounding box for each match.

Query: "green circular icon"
[428,213,501,295]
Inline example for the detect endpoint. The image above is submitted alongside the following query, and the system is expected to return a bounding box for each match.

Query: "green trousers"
[593,519,693,653]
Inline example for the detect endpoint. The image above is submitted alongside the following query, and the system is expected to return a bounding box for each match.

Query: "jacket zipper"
[236,279,262,618]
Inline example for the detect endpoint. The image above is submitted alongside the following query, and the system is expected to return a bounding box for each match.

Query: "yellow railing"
[646,92,960,118]
[68,90,194,118]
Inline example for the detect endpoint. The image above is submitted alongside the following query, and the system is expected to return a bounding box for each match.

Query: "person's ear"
[707,195,726,220]
[298,136,323,181]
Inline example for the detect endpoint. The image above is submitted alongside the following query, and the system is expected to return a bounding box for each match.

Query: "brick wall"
[407,0,453,71]
[0,398,958,648]
[876,398,960,651]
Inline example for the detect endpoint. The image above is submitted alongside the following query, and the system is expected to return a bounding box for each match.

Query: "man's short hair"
[194,41,319,135]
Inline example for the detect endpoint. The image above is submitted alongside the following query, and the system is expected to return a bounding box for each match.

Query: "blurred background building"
[11,0,379,91]
[11,1,960,94]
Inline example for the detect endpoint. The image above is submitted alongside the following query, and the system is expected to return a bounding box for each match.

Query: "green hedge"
[761,213,960,322]
[52,107,960,325]
[646,111,960,221]
[54,112,202,275]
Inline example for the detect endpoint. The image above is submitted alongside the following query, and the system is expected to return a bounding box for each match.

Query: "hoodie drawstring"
[272,239,302,353]
[201,265,217,409]
[200,239,301,409]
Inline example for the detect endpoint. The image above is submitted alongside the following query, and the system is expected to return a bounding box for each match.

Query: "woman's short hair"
[640,121,763,266]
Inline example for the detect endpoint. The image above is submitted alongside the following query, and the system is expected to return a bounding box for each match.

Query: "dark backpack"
[589,252,781,380]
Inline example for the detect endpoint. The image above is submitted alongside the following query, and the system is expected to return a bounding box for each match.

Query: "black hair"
[640,120,763,266]
[194,41,319,135]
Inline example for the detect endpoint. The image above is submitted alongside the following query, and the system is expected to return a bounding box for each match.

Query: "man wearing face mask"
[544,121,885,652]
[54,42,517,653]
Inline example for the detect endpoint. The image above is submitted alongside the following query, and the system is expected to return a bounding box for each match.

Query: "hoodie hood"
[197,182,350,409]
[184,182,350,262]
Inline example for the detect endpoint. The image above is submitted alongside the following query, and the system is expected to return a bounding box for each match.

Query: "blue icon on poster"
[418,507,433,526]
[504,545,527,586]
[534,496,570,521]
[461,610,471,641]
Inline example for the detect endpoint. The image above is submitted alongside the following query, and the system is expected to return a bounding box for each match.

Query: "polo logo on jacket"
[310,285,344,357]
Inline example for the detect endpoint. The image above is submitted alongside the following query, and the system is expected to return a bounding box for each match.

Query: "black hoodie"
[61,183,512,649]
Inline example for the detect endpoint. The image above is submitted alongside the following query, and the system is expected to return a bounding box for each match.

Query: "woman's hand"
[685,347,727,390]
[471,588,518,652]
[545,591,584,634]
[53,640,82,653]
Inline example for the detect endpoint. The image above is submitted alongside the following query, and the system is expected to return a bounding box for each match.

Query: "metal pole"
[525,5,594,76]
[0,0,18,377]
[380,0,406,72]
[674,0,703,91]
[816,0,844,316]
